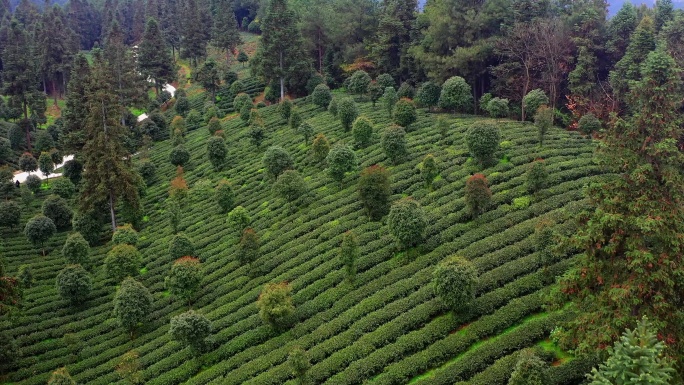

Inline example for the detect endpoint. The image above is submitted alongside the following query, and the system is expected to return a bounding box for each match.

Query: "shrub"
[169,233,195,260]
[138,160,156,184]
[239,103,251,123]
[207,136,227,171]
[257,282,295,328]
[358,165,390,220]
[298,121,314,144]
[368,81,384,107]
[421,154,438,187]
[465,122,500,165]
[62,232,90,266]
[174,96,190,117]
[382,125,408,164]
[169,310,212,354]
[278,98,293,121]
[166,199,181,234]
[534,219,555,269]
[112,224,139,246]
[0,332,19,373]
[465,173,492,218]
[383,87,399,117]
[25,215,56,254]
[328,97,338,117]
[578,113,601,135]
[393,98,417,128]
[432,255,478,313]
[397,82,415,99]
[508,349,551,385]
[0,200,20,229]
[72,211,101,246]
[238,228,260,266]
[233,93,252,114]
[352,116,374,148]
[166,257,202,304]
[439,76,473,112]
[417,81,441,110]
[51,178,75,199]
[105,244,142,282]
[48,367,76,385]
[289,108,302,130]
[264,84,278,104]
[206,117,222,135]
[523,89,549,120]
[25,174,42,193]
[526,160,548,193]
[479,92,493,112]
[534,105,553,146]
[169,145,190,167]
[56,264,92,304]
[113,277,153,334]
[17,264,34,288]
[338,98,359,131]
[214,179,235,213]
[311,84,332,108]
[327,143,357,182]
[348,70,371,96]
[0,137,10,163]
[248,125,265,147]
[42,195,73,229]
[248,108,263,127]
[228,206,250,232]
[487,97,509,119]
[18,152,38,173]
[340,231,359,280]
[288,346,311,385]
[263,146,294,179]
[312,134,330,163]
[186,110,202,132]
[229,79,244,95]
[273,170,306,204]
[388,198,427,249]
[115,351,142,384]
[170,115,187,138]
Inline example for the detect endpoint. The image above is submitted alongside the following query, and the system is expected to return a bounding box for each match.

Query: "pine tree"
[371,0,417,80]
[61,53,91,153]
[139,18,175,95]
[80,52,142,231]
[40,6,77,106]
[211,0,241,64]
[609,16,655,101]
[104,21,147,121]
[180,0,208,65]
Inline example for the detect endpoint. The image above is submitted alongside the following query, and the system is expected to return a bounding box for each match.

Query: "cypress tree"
[139,18,175,95]
[61,53,91,153]
[211,0,241,64]
[609,16,655,101]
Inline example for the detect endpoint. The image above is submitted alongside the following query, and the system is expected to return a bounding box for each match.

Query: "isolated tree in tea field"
[19,153,38,174]
[169,145,190,167]
[215,180,235,213]
[388,198,427,250]
[105,244,142,282]
[289,108,302,130]
[25,215,56,255]
[62,232,90,266]
[439,76,472,113]
[238,228,260,266]
[263,146,294,179]
[352,116,374,148]
[42,195,73,230]
[278,98,293,121]
[535,105,553,146]
[465,122,500,165]
[194,59,221,100]
[166,257,202,305]
[327,143,357,183]
[432,256,477,313]
[328,97,338,117]
[393,98,417,128]
[348,70,371,97]
[0,201,21,229]
[522,89,549,121]
[169,233,196,260]
[382,125,407,164]
[526,160,548,193]
[56,264,92,304]
[368,82,384,107]
[311,84,332,108]
[51,178,75,199]
[383,87,398,118]
[257,281,295,328]
[487,98,509,120]
[340,231,359,280]
[288,346,311,385]
[508,349,550,385]
[17,265,34,288]
[358,165,391,221]
[25,175,41,193]
[312,134,331,163]
[421,154,438,188]
[534,219,555,269]
[113,277,153,335]
[338,98,359,132]
[112,224,139,246]
[115,351,142,384]
[578,113,601,135]
[233,93,252,114]
[273,170,307,204]
[38,152,54,181]
[417,81,441,111]
[298,121,314,144]
[169,310,212,355]
[465,174,492,218]
[207,136,227,171]
[167,199,182,234]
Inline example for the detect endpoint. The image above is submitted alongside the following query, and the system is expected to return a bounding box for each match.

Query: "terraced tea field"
[1,94,604,384]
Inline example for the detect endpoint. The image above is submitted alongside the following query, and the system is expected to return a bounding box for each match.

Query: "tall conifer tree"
[211,0,241,64]
[104,21,147,121]
[61,53,91,153]
[138,18,175,95]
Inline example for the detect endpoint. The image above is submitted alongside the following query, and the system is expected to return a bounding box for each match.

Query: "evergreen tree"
[61,53,91,153]
[40,7,77,106]
[371,0,417,80]
[194,59,221,100]
[507,349,550,385]
[139,18,175,95]
[654,0,674,33]
[609,16,655,102]
[113,277,153,336]
[180,0,208,65]
[80,53,142,231]
[605,2,637,65]
[211,0,241,64]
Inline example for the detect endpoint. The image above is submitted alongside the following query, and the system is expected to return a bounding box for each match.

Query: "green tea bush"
[238,228,260,266]
[578,113,601,135]
[465,122,500,165]
[169,233,196,260]
[62,232,90,266]
[358,165,391,221]
[465,174,492,218]
[311,84,332,108]
[432,255,478,313]
[113,277,153,333]
[439,76,472,113]
[169,310,212,354]
[340,231,359,280]
[105,244,142,282]
[526,160,548,193]
[0,200,20,229]
[207,136,227,171]
[42,195,73,229]
[348,70,371,96]
[166,256,203,304]
[262,146,294,179]
[338,98,359,132]
[326,143,357,182]
[273,170,307,204]
[51,178,75,199]
[382,125,407,164]
[352,116,374,148]
[523,89,549,120]
[112,224,139,246]
[312,134,331,163]
[393,98,417,128]
[257,282,295,328]
[388,198,427,250]
[56,264,92,304]
[169,145,190,167]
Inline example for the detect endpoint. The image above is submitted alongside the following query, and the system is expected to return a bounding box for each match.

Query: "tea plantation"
[1,93,605,384]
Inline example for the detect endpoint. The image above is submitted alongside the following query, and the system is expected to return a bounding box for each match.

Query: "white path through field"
[13,154,75,184]
[137,84,177,122]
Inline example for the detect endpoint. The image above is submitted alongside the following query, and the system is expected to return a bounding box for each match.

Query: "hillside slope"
[1,97,604,384]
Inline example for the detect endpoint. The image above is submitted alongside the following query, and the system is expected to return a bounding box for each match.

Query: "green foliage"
[215,180,235,213]
[240,103,251,123]
[432,255,478,313]
[326,143,357,182]
[340,231,359,280]
[248,125,266,147]
[523,89,549,120]
[112,224,139,246]
[237,51,248,64]
[42,195,73,229]
[38,152,54,179]
[62,232,90,266]
[368,82,384,107]
[288,346,311,384]
[383,87,399,118]
[388,198,427,250]
[248,108,264,127]
[115,350,142,384]
[417,81,441,110]
[273,170,307,204]
[328,97,338,117]
[166,199,181,234]
[479,93,493,112]
[51,178,75,199]
[47,367,76,385]
[72,211,101,246]
[25,215,56,253]
[377,73,395,89]
[311,84,332,108]
[0,201,21,229]
[487,98,509,119]
[25,174,42,193]
[207,117,222,135]
[169,310,212,354]
[534,106,553,146]
[230,80,245,95]
[207,136,228,171]
[279,99,293,121]
[105,244,142,282]
[138,160,156,185]
[0,331,19,373]
[257,282,295,328]
[382,125,407,164]
[439,76,473,113]
[113,277,153,333]
[526,160,548,193]
[465,122,500,165]
[348,70,371,96]
[19,153,38,173]
[175,96,190,117]
[263,146,294,179]
[186,110,202,132]
[338,98,359,131]
[166,257,202,304]
[17,264,34,288]
[358,165,391,221]
[169,233,196,261]
[587,316,675,385]
[297,121,314,144]
[393,98,417,128]
[352,116,374,148]
[289,108,302,130]
[312,134,331,163]
[233,93,252,114]
[397,82,415,99]
[228,206,250,232]
[578,113,601,135]
[507,349,550,385]
[56,264,92,304]
[169,145,190,167]
[421,154,438,187]
[465,174,492,218]
[534,219,555,269]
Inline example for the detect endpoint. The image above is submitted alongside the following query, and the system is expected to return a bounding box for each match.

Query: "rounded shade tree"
[25,174,42,193]
[340,231,359,280]
[105,244,143,282]
[288,346,311,385]
[432,255,478,313]
[262,146,294,180]
[465,174,492,218]
[381,125,407,164]
[288,108,302,130]
[38,152,54,181]
[273,169,307,204]
[25,215,56,255]
[526,160,548,193]
[508,349,551,385]
[166,256,202,304]
[169,233,196,260]
[237,228,260,266]
[352,116,374,148]
[326,143,357,183]
[169,310,212,354]
[439,76,473,113]
[257,281,295,328]
[393,98,417,128]
[62,232,90,266]
[112,224,139,246]
[42,195,73,230]
[338,98,359,132]
[278,98,293,121]
[215,179,235,213]
[522,89,549,121]
[228,206,251,232]
[312,134,330,163]
[578,113,601,135]
[169,145,190,167]
[465,122,500,165]
[298,121,314,144]
[388,198,427,250]
[382,87,398,118]
[327,97,338,117]
[358,165,391,221]
[534,105,554,146]
[421,154,438,188]
[18,153,38,173]
[487,97,509,119]
[207,136,227,171]
[417,81,441,111]
[348,70,371,96]
[0,201,21,229]
[311,84,332,108]
[56,264,92,304]
[51,178,75,199]
[376,73,395,88]
[113,277,153,334]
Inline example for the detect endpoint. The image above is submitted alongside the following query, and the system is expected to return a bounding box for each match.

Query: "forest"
[0,0,683,384]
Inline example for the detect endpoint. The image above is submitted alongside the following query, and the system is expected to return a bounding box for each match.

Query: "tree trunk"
[109,192,117,231]
[318,29,323,73]
[23,102,32,151]
[52,78,59,106]
[279,50,285,101]
[522,64,530,121]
